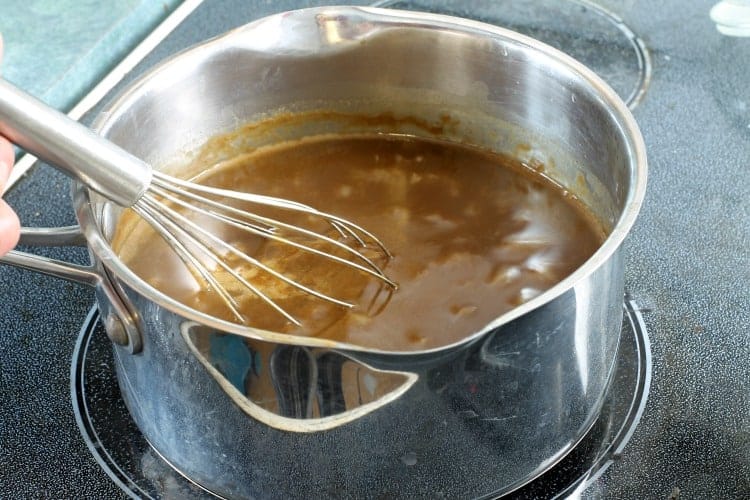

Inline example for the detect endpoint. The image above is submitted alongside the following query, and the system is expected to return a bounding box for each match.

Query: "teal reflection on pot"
[181,322,418,432]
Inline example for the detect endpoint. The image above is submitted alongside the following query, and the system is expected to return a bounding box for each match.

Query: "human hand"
[0,34,21,256]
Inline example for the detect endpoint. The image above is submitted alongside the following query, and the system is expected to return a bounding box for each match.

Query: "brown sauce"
[113,134,605,351]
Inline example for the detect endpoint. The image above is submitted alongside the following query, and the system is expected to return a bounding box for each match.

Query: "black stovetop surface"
[1,0,748,498]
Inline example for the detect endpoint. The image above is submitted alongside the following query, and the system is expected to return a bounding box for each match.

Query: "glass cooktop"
[1,0,747,498]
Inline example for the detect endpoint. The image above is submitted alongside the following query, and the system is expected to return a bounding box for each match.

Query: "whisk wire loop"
[149,179,396,287]
[153,172,393,259]
[132,203,249,323]
[139,195,310,325]
[142,182,388,323]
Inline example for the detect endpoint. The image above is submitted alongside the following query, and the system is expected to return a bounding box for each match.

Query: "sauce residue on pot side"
[112,134,605,351]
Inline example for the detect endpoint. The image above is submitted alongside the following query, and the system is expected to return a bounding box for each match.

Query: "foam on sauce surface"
[113,134,605,351]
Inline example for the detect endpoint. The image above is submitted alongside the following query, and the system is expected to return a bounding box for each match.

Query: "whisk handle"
[0,78,151,206]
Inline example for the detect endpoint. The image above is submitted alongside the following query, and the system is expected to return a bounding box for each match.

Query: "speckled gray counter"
[1,0,748,498]
[585,1,750,496]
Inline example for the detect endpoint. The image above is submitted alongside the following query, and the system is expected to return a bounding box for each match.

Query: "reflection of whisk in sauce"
[115,134,606,351]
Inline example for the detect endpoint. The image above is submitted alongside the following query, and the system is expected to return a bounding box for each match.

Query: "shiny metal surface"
[181,320,419,432]
[71,299,651,499]
[374,0,653,111]
[1,6,647,497]
[18,225,87,246]
[107,259,624,497]
[1,249,98,286]
[0,78,153,206]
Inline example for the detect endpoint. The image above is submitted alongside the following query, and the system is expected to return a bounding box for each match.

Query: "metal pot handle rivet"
[102,314,128,347]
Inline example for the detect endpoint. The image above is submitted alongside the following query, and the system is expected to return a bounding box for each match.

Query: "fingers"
[0,138,13,185]
[0,33,10,186]
[0,33,19,255]
[0,33,9,186]
[0,198,20,255]
[0,33,14,186]
[0,138,18,257]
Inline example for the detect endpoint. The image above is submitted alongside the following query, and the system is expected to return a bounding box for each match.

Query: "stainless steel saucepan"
[0,7,646,498]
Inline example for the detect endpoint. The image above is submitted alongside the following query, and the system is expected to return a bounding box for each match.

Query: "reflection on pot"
[181,322,419,432]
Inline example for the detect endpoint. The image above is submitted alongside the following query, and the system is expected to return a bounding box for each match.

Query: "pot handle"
[19,225,88,247]
[0,226,143,353]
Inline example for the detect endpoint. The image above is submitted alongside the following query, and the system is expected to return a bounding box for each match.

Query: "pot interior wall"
[93,14,633,241]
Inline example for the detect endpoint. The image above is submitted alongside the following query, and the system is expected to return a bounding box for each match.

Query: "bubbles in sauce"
[113,134,605,351]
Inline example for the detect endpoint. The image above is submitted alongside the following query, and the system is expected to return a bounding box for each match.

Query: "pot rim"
[79,6,648,356]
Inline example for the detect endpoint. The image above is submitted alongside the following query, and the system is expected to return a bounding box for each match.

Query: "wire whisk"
[0,78,396,325]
